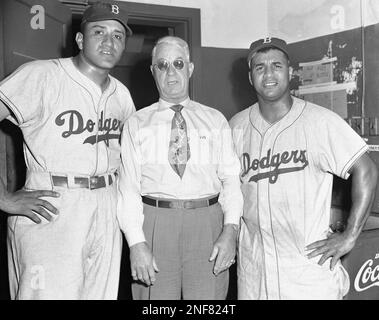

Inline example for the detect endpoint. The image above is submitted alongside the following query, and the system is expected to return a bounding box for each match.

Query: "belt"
[142,194,219,209]
[51,173,115,190]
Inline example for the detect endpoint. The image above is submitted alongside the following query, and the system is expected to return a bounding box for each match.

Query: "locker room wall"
[198,47,257,120]
[118,0,269,49]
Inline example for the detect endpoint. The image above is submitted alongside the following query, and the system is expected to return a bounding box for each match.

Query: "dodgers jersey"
[229,97,368,300]
[0,58,135,299]
[0,58,135,186]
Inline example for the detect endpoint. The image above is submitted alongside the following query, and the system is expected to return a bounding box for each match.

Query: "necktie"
[168,104,191,178]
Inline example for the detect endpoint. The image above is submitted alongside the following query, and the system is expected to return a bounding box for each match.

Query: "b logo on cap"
[111,4,119,14]
[263,37,272,44]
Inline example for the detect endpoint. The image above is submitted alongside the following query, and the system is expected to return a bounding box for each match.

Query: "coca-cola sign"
[354,253,379,292]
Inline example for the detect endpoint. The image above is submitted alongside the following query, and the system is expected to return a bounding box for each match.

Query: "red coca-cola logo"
[354,255,379,292]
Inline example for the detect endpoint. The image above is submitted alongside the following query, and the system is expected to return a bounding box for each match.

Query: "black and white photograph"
[0,0,379,312]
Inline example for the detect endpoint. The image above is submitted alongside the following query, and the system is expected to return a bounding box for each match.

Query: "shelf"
[298,82,356,95]
[299,56,337,67]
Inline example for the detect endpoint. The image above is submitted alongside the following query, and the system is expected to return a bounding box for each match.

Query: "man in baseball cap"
[0,0,136,300]
[81,1,133,36]
[247,36,289,65]
[229,34,378,300]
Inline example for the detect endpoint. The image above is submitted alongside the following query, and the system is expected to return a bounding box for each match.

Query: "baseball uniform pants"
[7,171,122,300]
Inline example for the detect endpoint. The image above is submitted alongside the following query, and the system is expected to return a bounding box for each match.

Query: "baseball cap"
[247,37,289,63]
[81,1,133,36]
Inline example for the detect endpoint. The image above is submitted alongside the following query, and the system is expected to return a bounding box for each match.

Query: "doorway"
[64,1,201,299]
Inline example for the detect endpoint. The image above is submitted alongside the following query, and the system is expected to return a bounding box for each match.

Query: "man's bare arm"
[306,153,378,269]
[0,99,60,223]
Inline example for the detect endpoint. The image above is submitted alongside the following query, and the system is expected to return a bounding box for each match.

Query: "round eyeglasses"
[152,59,187,72]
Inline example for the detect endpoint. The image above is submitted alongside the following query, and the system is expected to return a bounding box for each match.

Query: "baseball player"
[0,2,135,299]
[229,37,378,299]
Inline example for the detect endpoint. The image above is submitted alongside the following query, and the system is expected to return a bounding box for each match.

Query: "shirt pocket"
[187,128,215,166]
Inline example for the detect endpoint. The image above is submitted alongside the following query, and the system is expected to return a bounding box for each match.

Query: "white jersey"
[0,57,135,299]
[0,58,135,180]
[230,97,368,300]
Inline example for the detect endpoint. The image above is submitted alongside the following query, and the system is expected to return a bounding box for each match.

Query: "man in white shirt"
[117,36,243,299]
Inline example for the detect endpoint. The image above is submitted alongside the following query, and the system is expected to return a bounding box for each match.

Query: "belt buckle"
[168,201,180,209]
[168,200,187,209]
[89,176,97,189]
[90,176,106,189]
[183,201,194,209]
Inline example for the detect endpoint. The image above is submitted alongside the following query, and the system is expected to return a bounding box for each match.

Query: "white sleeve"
[0,61,48,126]
[121,86,136,123]
[217,116,244,225]
[316,111,368,179]
[117,117,146,247]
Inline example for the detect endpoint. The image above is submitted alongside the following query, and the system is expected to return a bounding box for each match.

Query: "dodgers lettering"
[55,110,121,146]
[242,148,308,184]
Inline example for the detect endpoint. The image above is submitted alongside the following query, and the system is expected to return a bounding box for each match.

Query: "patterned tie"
[168,104,191,178]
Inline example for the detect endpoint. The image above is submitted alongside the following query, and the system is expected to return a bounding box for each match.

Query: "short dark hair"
[80,21,86,34]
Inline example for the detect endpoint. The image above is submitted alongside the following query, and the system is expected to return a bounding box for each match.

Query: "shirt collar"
[158,97,195,112]
[59,58,116,98]
[249,96,306,135]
